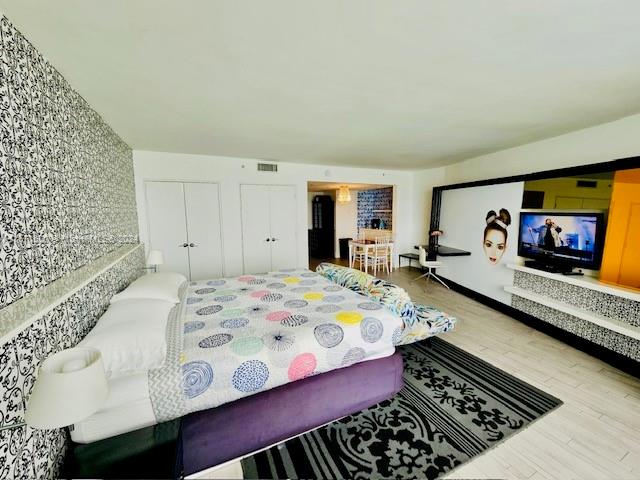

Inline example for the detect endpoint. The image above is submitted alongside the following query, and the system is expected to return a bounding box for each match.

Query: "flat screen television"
[518,210,606,272]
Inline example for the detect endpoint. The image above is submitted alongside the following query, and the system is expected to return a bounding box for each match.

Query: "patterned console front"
[512,270,640,361]
[0,245,144,479]
[514,271,640,327]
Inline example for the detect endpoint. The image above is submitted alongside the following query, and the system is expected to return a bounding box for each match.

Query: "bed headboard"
[0,244,144,479]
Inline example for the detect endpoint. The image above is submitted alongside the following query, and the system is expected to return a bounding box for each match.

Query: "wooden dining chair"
[371,236,391,275]
[351,231,368,271]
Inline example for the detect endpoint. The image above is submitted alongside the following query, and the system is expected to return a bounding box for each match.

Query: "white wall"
[307,192,315,229]
[134,150,418,276]
[334,191,359,257]
[412,167,446,243]
[443,113,640,184]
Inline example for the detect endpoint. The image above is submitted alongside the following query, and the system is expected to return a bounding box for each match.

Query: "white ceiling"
[3,0,640,169]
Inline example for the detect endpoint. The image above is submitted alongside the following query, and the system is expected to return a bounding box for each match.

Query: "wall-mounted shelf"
[0,244,143,342]
[507,263,640,302]
[504,285,640,341]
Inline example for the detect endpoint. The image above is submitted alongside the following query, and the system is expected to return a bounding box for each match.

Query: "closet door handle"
[189,243,197,247]
[266,238,271,242]
[271,238,277,242]
[179,243,188,248]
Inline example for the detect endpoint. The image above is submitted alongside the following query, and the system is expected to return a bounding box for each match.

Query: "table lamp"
[146,249,164,273]
[25,347,109,430]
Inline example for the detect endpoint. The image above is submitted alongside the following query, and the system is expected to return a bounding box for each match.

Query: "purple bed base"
[179,351,404,476]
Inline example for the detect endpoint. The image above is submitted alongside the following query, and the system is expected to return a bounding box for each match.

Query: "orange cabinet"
[600,168,640,289]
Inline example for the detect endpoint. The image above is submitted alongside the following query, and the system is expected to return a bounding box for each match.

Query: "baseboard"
[436,275,640,378]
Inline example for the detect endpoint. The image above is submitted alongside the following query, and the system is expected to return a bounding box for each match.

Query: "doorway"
[307,181,394,269]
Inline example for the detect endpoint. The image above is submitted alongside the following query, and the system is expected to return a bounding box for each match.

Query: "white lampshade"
[25,348,109,429]
[147,249,164,266]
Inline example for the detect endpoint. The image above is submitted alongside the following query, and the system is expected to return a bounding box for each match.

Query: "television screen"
[518,211,605,269]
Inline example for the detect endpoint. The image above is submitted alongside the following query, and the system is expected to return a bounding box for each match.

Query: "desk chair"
[412,246,449,289]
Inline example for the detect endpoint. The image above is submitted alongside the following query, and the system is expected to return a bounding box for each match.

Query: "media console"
[504,263,640,362]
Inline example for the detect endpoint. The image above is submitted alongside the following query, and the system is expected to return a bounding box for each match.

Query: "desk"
[398,253,419,268]
[413,245,471,256]
[349,240,395,273]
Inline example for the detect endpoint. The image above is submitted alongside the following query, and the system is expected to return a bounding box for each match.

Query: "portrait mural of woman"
[439,182,523,305]
[483,208,512,265]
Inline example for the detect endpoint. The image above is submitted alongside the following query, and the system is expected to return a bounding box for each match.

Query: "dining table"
[348,239,395,273]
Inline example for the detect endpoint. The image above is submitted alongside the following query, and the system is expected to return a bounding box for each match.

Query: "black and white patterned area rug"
[242,338,562,480]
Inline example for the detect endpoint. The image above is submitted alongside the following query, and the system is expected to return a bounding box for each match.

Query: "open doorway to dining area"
[307,181,395,273]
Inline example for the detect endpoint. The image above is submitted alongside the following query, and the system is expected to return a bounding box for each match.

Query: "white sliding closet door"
[184,183,224,280]
[269,185,297,271]
[240,185,273,274]
[145,182,190,277]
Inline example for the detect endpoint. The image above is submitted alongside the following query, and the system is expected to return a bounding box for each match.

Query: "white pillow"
[79,300,174,376]
[93,299,175,332]
[110,272,187,304]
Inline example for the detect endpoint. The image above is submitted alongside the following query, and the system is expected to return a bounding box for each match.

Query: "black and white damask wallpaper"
[0,14,138,310]
[0,15,141,479]
[0,246,144,479]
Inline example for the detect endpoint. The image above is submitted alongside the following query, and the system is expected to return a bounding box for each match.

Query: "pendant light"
[337,185,351,203]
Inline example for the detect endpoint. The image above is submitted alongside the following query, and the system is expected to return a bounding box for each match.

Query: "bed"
[179,349,404,477]
[71,264,456,448]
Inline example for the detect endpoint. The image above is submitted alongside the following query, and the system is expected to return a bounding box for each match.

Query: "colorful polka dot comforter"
[148,269,405,422]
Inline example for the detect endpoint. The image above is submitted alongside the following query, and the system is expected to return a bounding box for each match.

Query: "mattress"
[179,349,404,476]
[71,373,155,443]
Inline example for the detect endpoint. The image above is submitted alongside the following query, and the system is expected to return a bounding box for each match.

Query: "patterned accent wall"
[0,246,144,479]
[357,187,393,230]
[0,15,138,310]
[0,15,141,480]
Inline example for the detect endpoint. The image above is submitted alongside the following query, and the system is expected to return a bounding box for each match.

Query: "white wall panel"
[438,182,524,305]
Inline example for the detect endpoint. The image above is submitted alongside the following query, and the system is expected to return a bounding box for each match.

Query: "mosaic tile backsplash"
[0,15,138,310]
[357,187,393,230]
[0,14,141,480]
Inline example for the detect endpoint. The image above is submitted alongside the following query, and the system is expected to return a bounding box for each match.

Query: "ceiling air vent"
[257,163,278,172]
[576,180,597,188]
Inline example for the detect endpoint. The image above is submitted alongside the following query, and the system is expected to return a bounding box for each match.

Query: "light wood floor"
[342,264,640,480]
